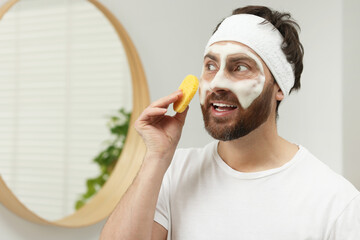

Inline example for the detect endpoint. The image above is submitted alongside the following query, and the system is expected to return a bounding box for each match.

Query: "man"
[101,6,360,240]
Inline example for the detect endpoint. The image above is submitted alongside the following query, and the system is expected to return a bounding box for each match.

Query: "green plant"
[75,108,131,210]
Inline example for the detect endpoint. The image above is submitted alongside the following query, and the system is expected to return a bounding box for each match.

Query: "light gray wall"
[105,0,344,174]
[343,0,360,190]
[0,0,357,239]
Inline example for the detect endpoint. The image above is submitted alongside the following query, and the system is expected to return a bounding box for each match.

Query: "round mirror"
[0,0,149,227]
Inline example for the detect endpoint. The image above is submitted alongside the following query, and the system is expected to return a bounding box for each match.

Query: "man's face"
[200,41,276,141]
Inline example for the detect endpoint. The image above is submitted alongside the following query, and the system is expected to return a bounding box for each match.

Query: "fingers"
[137,107,167,123]
[136,90,187,130]
[174,106,189,125]
[149,90,183,109]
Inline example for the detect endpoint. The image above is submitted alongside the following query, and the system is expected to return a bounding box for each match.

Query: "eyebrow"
[227,55,256,64]
[204,53,219,62]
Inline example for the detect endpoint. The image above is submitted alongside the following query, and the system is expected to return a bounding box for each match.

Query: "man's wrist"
[141,150,174,175]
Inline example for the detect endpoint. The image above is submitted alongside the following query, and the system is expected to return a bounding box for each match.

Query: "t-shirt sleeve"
[328,194,360,240]
[154,169,171,231]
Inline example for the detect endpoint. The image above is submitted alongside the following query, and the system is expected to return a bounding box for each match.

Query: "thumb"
[174,106,189,126]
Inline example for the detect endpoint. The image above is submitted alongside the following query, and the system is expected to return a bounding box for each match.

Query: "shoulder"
[172,141,217,164]
[165,141,218,179]
[297,146,359,206]
[328,193,360,238]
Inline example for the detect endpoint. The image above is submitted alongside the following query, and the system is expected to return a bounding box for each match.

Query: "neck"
[217,117,298,172]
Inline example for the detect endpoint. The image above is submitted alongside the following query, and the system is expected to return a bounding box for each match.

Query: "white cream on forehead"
[199,42,266,109]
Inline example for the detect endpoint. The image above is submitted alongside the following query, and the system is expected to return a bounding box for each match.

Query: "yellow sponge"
[173,75,199,113]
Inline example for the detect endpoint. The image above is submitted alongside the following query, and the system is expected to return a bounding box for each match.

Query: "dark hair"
[214,6,304,112]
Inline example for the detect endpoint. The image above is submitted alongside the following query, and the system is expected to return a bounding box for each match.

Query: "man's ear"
[274,83,284,101]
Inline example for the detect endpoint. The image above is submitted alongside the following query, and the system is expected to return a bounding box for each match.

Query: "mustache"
[205,92,240,105]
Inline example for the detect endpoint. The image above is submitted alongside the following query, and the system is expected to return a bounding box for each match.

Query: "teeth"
[212,103,237,108]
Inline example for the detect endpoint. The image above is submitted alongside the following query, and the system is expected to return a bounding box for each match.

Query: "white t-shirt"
[154,141,360,240]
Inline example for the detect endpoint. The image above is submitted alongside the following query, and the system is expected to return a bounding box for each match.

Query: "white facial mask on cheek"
[199,43,266,109]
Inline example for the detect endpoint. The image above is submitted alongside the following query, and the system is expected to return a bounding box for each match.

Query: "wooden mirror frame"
[0,0,149,227]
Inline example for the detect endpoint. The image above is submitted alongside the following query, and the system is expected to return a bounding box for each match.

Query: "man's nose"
[209,71,230,93]
[210,86,229,95]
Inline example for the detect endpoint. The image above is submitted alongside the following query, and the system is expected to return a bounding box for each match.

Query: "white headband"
[205,14,294,97]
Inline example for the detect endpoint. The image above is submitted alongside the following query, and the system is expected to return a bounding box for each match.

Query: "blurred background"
[0,0,359,239]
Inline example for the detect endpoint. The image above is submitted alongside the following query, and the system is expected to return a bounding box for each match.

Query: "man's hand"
[100,90,189,240]
[135,90,189,163]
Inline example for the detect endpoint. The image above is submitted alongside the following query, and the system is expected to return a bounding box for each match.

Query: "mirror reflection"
[0,0,132,221]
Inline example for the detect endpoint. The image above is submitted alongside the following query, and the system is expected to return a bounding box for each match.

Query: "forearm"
[100,90,187,239]
[100,152,170,240]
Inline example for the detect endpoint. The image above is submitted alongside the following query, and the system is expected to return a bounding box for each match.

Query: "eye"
[207,63,216,71]
[235,65,248,72]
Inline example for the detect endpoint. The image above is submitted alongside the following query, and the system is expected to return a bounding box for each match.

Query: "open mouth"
[211,102,238,112]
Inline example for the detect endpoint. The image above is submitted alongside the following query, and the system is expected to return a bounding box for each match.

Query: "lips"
[211,102,237,111]
[210,102,238,117]
[205,92,240,116]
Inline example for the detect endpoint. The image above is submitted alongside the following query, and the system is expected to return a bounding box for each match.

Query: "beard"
[201,83,274,141]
